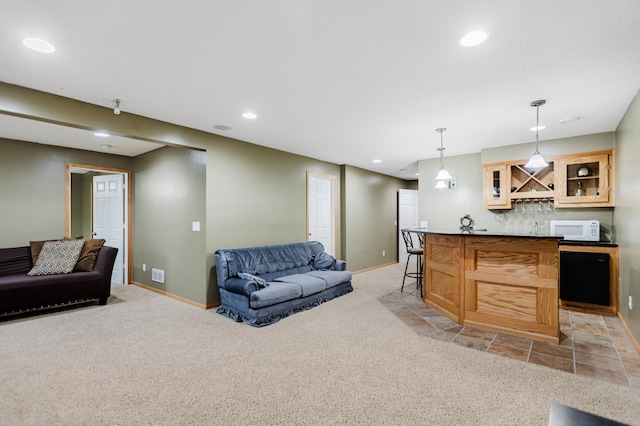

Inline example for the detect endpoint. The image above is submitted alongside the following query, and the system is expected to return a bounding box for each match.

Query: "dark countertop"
[406,228,618,246]
[559,240,618,247]
[405,228,561,239]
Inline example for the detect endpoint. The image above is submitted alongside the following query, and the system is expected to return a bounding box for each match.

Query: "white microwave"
[550,220,600,241]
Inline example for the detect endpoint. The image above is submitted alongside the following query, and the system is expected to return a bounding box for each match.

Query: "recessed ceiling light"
[559,116,581,124]
[22,37,56,53]
[459,31,488,47]
[214,125,232,131]
[242,112,257,119]
[373,159,382,163]
[100,144,112,149]
[94,132,109,137]
[529,125,546,131]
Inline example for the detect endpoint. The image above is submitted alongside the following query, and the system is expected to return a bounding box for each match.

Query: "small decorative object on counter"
[459,214,475,233]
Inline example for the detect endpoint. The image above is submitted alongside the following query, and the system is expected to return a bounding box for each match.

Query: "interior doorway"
[398,189,419,264]
[307,171,337,256]
[65,163,131,284]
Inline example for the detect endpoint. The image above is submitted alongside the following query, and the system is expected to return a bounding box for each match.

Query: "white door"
[93,174,125,284]
[398,189,419,263]
[308,174,335,256]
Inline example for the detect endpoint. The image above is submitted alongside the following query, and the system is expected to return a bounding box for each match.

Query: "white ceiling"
[1,1,639,178]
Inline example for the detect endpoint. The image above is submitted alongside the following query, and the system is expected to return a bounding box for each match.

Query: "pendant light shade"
[434,179,449,189]
[524,99,548,170]
[435,167,452,181]
[434,128,451,188]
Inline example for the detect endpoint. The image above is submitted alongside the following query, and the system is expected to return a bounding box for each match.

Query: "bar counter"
[407,229,561,344]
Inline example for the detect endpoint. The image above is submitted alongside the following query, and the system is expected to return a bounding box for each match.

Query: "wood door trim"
[65,163,132,284]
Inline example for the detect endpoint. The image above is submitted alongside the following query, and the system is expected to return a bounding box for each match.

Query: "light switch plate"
[192,221,200,232]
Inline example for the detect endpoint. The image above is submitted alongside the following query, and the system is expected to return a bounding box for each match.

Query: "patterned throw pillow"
[27,239,85,276]
[29,236,83,265]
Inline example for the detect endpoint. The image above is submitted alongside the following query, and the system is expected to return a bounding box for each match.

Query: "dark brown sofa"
[0,245,118,317]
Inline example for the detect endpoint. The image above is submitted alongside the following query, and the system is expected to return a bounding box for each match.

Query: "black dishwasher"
[560,251,610,306]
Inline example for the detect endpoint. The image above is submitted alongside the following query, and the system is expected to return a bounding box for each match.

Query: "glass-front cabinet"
[483,163,508,209]
[555,153,613,207]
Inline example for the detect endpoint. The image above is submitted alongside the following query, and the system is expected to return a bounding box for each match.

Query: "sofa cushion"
[274,274,327,296]
[305,270,352,288]
[27,240,85,276]
[313,252,336,270]
[29,239,58,265]
[74,239,106,272]
[250,282,302,309]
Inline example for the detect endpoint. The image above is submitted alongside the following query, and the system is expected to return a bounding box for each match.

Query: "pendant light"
[434,128,452,189]
[524,99,548,169]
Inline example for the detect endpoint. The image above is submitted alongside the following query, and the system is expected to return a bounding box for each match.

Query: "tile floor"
[380,284,640,388]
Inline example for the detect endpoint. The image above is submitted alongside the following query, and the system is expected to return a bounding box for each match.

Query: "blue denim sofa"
[215,241,352,326]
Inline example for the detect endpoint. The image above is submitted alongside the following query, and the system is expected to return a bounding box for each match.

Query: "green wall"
[132,146,207,303]
[480,132,615,164]
[341,165,408,272]
[614,89,640,342]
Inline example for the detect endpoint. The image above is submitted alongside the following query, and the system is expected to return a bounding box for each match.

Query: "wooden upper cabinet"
[555,151,614,208]
[483,163,509,209]
[482,149,614,210]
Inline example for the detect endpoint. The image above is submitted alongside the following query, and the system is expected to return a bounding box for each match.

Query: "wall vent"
[151,268,165,284]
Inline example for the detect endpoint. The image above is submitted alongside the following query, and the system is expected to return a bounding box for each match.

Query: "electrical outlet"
[629,296,634,310]
[382,250,386,257]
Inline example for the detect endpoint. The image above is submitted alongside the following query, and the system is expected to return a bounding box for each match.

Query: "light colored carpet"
[1,263,639,425]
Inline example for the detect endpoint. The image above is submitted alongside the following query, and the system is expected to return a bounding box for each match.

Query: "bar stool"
[401,229,423,293]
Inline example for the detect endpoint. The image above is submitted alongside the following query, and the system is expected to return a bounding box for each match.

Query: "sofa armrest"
[334,260,346,271]
[223,277,261,297]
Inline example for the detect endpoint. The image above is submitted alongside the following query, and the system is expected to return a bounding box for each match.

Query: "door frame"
[306,171,338,257]
[65,163,132,284]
